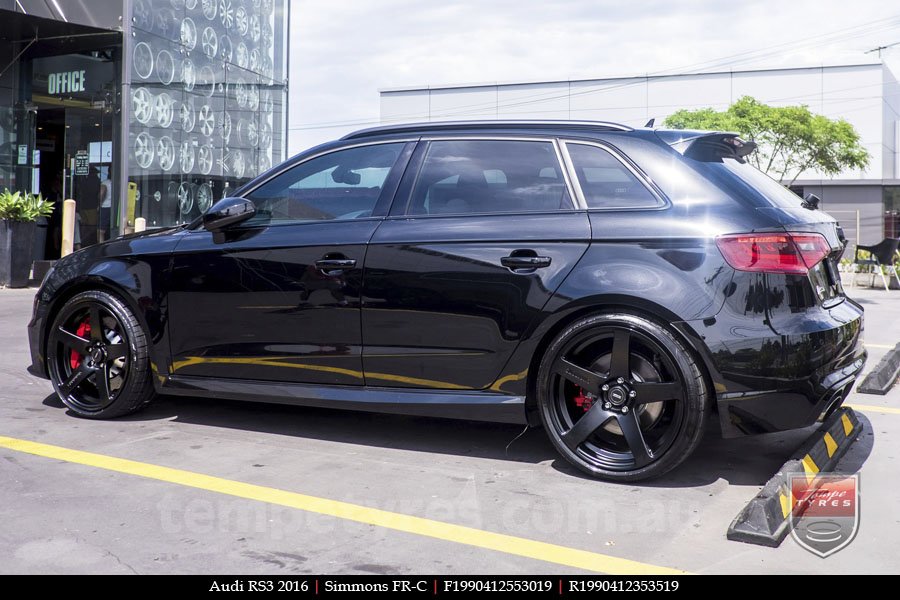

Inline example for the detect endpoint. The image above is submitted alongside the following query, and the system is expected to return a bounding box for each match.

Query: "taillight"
[716,232,831,275]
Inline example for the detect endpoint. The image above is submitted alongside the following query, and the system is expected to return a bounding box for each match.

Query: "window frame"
[394,135,580,218]
[560,139,669,212]
[199,139,417,229]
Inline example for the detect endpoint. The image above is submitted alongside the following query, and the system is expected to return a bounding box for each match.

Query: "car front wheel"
[47,290,156,419]
[537,312,707,481]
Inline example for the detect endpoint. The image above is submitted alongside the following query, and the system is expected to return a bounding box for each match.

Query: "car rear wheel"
[537,312,707,481]
[47,290,156,418]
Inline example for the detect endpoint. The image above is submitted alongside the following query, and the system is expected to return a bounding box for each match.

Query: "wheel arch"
[520,294,717,426]
[41,274,168,388]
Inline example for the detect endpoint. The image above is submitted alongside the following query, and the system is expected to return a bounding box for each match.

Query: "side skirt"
[161,375,528,424]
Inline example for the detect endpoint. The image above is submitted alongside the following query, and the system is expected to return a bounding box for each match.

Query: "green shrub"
[0,189,54,222]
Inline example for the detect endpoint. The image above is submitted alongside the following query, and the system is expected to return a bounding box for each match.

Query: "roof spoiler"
[656,130,757,162]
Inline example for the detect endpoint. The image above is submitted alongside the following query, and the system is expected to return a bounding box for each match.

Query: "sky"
[287,0,900,152]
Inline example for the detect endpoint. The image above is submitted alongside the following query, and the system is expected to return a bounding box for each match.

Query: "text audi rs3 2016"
[27,120,865,481]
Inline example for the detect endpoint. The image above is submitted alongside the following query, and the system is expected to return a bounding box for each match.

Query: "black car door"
[361,137,591,390]
[167,141,413,385]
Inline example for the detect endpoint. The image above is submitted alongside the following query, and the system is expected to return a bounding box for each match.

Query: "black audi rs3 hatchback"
[27,120,866,481]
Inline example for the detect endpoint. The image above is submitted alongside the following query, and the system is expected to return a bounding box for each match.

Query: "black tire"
[46,290,156,419]
[536,312,707,482]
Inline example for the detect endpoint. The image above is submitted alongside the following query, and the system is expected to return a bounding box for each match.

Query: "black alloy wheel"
[47,290,156,418]
[537,312,707,481]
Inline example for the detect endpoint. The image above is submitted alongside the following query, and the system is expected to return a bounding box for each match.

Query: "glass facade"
[127,0,289,228]
[0,0,288,259]
[885,187,900,240]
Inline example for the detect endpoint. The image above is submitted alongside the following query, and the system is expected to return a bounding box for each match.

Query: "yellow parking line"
[0,435,687,576]
[847,403,900,415]
[865,343,896,349]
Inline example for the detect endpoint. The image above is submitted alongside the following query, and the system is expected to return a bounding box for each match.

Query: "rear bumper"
[677,295,866,438]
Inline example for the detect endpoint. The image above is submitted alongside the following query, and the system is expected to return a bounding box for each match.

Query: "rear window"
[715,158,805,209]
[566,143,662,209]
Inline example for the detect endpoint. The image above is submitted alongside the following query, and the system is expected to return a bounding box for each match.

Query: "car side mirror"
[203,197,256,233]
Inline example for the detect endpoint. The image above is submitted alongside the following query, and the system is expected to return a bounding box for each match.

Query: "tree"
[664,96,870,185]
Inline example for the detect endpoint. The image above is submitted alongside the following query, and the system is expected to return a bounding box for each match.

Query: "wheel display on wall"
[180,17,198,51]
[229,149,246,179]
[157,136,176,171]
[259,121,271,148]
[153,190,162,203]
[220,0,234,29]
[249,14,261,43]
[234,6,249,36]
[180,139,196,173]
[134,0,152,29]
[247,84,259,111]
[219,34,233,63]
[221,112,232,143]
[134,132,155,169]
[132,87,154,125]
[201,0,217,20]
[177,181,194,214]
[231,78,248,108]
[132,42,154,80]
[182,58,196,92]
[198,104,215,137]
[259,152,271,173]
[201,26,218,59]
[249,48,260,73]
[198,66,216,97]
[197,144,214,175]
[167,181,180,204]
[185,0,198,9]
[262,90,273,114]
[197,182,214,213]
[235,42,249,69]
[180,98,196,132]
[236,118,258,146]
[154,93,175,128]
[156,50,176,86]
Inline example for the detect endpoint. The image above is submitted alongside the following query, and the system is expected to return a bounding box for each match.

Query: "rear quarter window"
[566,142,662,209]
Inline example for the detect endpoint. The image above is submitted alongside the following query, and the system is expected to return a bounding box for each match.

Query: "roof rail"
[341,120,633,140]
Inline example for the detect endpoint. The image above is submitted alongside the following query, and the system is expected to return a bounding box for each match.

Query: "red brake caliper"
[69,319,91,369]
[573,387,594,413]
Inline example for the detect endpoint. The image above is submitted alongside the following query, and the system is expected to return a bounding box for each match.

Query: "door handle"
[315,258,357,271]
[501,255,552,270]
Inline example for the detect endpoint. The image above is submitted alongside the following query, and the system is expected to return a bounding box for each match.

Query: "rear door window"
[408,140,573,215]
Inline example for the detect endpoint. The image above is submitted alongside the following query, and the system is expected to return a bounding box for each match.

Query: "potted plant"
[0,189,54,288]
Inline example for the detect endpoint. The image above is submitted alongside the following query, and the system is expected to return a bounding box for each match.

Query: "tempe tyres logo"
[788,473,859,557]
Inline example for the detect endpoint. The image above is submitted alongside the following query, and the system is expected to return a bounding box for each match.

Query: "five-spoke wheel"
[538,312,707,481]
[47,291,156,419]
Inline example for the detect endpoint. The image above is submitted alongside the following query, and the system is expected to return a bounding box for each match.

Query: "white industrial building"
[380,63,900,248]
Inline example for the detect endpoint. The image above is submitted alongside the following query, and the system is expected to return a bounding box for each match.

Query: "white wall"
[381,64,897,182]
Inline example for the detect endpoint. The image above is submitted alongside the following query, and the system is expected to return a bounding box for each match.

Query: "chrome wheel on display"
[182,58,196,92]
[219,34,234,63]
[177,182,194,214]
[235,42,249,69]
[231,78,248,108]
[249,14,261,43]
[197,182,214,213]
[198,66,216,97]
[221,112,232,143]
[230,150,246,179]
[236,118,258,146]
[234,6,249,36]
[132,42,154,80]
[134,0,152,29]
[134,132,155,169]
[180,139,196,173]
[132,87,154,125]
[263,90,273,114]
[180,17,198,51]
[201,0,217,20]
[259,121,271,148]
[219,0,234,28]
[249,48,260,73]
[181,99,196,132]
[247,84,259,111]
[198,104,215,137]
[201,26,218,59]
[197,144,214,175]
[156,50,176,86]
[258,152,271,173]
[154,93,175,128]
[157,136,176,171]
